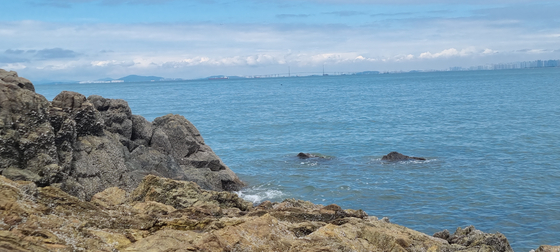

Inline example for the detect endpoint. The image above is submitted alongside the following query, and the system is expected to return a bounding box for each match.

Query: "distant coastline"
[35,58,560,85]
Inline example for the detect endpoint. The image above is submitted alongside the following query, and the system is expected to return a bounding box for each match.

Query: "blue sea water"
[36,68,560,251]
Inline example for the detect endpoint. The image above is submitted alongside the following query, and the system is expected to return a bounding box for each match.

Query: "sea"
[36,68,560,251]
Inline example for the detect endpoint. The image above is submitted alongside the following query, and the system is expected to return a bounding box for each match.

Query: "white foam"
[236,188,286,204]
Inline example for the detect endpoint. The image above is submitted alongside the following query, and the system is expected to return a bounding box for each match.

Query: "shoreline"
[1,68,558,251]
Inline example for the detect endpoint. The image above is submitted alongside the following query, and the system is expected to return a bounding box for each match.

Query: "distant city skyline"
[1,1,559,82]
[449,59,560,71]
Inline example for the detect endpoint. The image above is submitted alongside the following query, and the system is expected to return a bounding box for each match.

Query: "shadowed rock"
[433,226,513,252]
[381,151,426,161]
[297,152,315,159]
[297,152,332,159]
[0,69,244,201]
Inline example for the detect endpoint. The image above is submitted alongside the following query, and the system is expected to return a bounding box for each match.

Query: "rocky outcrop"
[0,69,244,201]
[533,245,560,252]
[433,226,513,252]
[382,151,426,161]
[0,174,515,252]
[0,69,34,92]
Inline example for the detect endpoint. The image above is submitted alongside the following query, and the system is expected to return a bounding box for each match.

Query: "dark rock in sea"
[297,152,315,159]
[381,151,426,161]
[297,152,333,159]
[0,69,244,201]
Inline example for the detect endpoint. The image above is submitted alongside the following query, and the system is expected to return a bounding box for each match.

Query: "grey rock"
[0,69,35,92]
[297,152,314,159]
[433,229,450,240]
[434,225,513,252]
[0,80,60,186]
[0,69,245,201]
[381,151,426,161]
[88,95,132,139]
[131,114,153,142]
[297,152,332,160]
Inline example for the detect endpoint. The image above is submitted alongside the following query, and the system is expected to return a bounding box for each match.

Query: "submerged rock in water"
[381,151,426,161]
[0,69,244,201]
[297,152,315,159]
[297,152,332,159]
[0,174,517,252]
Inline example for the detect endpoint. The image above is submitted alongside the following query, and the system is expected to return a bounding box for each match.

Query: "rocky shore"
[1,69,243,202]
[1,69,558,251]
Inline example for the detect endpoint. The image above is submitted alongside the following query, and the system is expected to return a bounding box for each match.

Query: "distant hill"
[118,75,164,82]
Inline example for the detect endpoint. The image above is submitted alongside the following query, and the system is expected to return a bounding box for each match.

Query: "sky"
[1,0,559,82]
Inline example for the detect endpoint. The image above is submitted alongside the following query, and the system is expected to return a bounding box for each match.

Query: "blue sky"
[1,0,559,82]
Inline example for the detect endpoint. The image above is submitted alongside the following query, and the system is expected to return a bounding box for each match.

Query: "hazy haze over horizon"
[1,0,559,82]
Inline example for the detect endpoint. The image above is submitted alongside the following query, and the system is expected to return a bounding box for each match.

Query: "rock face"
[0,174,515,252]
[0,69,244,200]
[382,151,426,161]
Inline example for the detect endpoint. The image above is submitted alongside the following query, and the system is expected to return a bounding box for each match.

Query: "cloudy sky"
[1,0,559,82]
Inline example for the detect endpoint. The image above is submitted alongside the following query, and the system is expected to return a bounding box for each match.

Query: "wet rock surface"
[382,151,426,161]
[297,152,332,159]
[0,69,244,201]
[0,174,516,252]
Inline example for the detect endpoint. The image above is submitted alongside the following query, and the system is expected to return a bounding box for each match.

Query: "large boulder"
[0,69,34,92]
[0,69,244,201]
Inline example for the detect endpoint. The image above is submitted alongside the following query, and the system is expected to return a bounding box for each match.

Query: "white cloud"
[0,63,27,70]
[91,60,134,67]
[482,48,497,54]
[419,47,479,59]
[1,14,560,81]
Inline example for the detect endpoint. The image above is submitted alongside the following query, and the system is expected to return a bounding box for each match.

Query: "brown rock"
[535,245,560,252]
[0,174,516,252]
[129,175,252,211]
[91,187,127,208]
